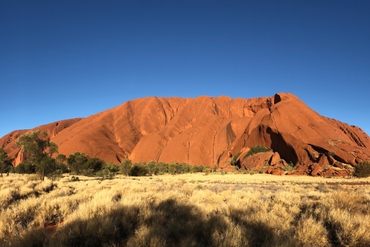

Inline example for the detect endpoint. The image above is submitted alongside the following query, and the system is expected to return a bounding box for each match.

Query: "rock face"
[1,93,370,176]
[240,151,274,172]
[0,119,82,165]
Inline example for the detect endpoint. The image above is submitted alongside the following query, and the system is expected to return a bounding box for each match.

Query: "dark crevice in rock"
[307,144,328,155]
[273,94,282,104]
[116,155,122,163]
[266,127,298,165]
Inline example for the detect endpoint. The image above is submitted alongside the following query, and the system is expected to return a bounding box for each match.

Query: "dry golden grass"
[0,173,370,247]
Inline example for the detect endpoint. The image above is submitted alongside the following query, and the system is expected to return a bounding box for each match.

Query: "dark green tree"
[156,162,168,175]
[14,162,36,174]
[0,148,13,177]
[56,153,67,165]
[168,163,176,175]
[120,159,132,176]
[129,163,148,176]
[177,162,191,174]
[16,130,59,180]
[67,152,89,175]
[54,153,68,176]
[85,157,105,175]
[354,161,370,178]
[99,162,118,179]
[147,160,156,175]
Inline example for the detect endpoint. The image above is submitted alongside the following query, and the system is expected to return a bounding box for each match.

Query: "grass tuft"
[0,174,369,246]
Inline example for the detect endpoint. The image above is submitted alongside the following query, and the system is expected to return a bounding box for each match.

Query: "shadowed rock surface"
[1,93,369,176]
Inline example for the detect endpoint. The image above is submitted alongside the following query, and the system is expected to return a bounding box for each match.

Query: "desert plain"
[1,172,370,247]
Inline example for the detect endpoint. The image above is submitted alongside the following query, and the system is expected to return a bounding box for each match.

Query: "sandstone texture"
[1,93,370,176]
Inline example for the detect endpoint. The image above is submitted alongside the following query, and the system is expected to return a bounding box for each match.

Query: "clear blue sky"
[1,0,369,138]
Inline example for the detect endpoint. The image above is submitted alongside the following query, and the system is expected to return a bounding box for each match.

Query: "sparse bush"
[103,162,119,173]
[146,160,156,175]
[283,162,295,172]
[233,166,240,173]
[230,152,241,167]
[177,162,191,174]
[168,163,176,175]
[191,165,204,173]
[14,162,36,174]
[97,162,118,179]
[129,164,148,176]
[0,148,13,177]
[353,161,370,178]
[48,169,63,181]
[84,157,106,174]
[120,159,132,176]
[212,165,218,173]
[204,167,210,175]
[155,162,168,175]
[243,145,270,159]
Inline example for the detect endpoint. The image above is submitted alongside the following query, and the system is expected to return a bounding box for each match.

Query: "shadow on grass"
[8,199,299,247]
[228,208,304,247]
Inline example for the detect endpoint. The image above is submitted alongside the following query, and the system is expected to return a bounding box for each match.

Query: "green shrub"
[243,145,270,159]
[0,148,13,177]
[103,162,119,174]
[14,162,36,174]
[120,159,132,176]
[67,152,89,175]
[85,157,106,173]
[283,162,295,172]
[353,161,370,178]
[177,162,191,174]
[146,160,156,175]
[191,165,204,173]
[233,166,239,173]
[168,163,176,175]
[212,165,218,173]
[204,167,210,175]
[129,164,148,176]
[230,152,241,166]
[155,162,168,175]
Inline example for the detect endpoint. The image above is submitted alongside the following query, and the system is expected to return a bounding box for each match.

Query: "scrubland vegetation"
[1,173,370,247]
[1,130,370,246]
[354,161,370,178]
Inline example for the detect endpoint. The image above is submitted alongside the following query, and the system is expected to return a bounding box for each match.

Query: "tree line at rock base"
[1,130,370,180]
[1,130,216,181]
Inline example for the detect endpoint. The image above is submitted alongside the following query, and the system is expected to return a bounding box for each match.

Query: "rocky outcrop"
[0,119,81,164]
[240,151,274,172]
[232,93,370,175]
[1,93,369,176]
